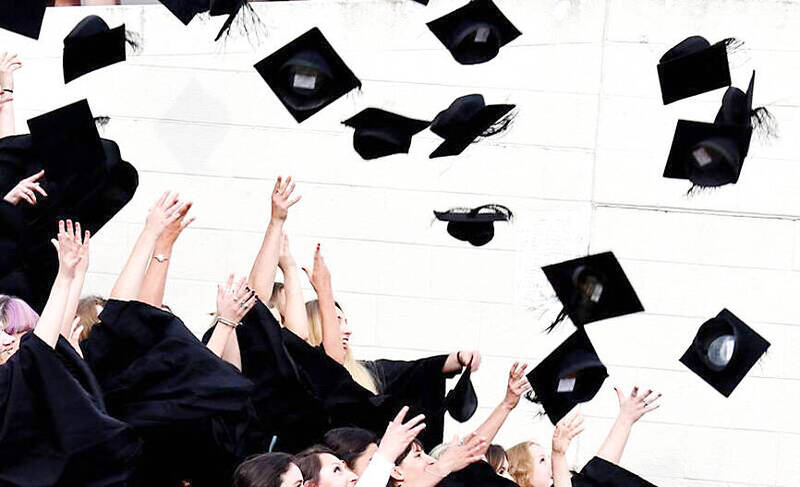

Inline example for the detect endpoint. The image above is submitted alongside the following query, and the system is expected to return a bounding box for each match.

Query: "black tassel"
[722,37,745,54]
[477,109,517,140]
[751,106,778,140]
[215,1,266,44]
[544,307,569,334]
[94,116,111,129]
[125,30,143,54]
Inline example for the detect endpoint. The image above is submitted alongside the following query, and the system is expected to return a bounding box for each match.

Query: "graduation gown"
[281,329,456,450]
[570,457,657,487]
[438,461,518,487]
[202,300,331,454]
[0,134,138,313]
[0,332,141,486]
[81,299,264,487]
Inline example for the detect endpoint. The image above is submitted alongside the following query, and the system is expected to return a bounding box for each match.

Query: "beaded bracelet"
[215,316,241,328]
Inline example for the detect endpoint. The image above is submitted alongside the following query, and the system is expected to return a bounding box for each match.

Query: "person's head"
[305,300,378,394]
[323,428,379,476]
[0,295,38,364]
[389,440,437,487]
[296,446,358,487]
[76,295,107,341]
[233,453,303,487]
[486,444,513,481]
[506,441,552,487]
[268,282,286,315]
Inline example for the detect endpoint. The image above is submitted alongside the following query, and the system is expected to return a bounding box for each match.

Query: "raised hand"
[156,201,194,250]
[436,432,488,475]
[51,220,90,278]
[3,170,47,206]
[0,51,21,100]
[614,386,662,425]
[377,406,427,462]
[552,407,584,456]
[277,232,294,270]
[301,243,331,293]
[216,274,257,324]
[502,362,531,410]
[144,191,184,238]
[270,175,301,223]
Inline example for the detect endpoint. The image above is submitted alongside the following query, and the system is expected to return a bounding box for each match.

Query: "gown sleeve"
[81,299,263,486]
[0,332,141,486]
[570,456,657,487]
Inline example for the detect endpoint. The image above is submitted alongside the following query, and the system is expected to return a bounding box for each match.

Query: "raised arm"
[596,386,661,464]
[138,201,194,307]
[59,220,89,339]
[277,232,308,339]
[0,52,21,137]
[442,350,482,374]
[422,433,488,486]
[207,274,256,362]
[472,362,531,452]
[110,191,183,301]
[35,220,89,348]
[248,176,301,302]
[551,407,585,487]
[302,244,344,364]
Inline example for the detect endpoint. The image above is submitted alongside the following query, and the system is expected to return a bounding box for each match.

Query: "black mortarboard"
[0,0,47,40]
[444,359,478,422]
[429,94,515,158]
[342,108,430,160]
[571,456,657,487]
[434,204,512,246]
[427,0,522,65]
[63,16,126,84]
[657,36,732,105]
[254,27,361,123]
[525,328,608,424]
[157,0,209,25]
[543,251,644,329]
[663,72,755,188]
[680,308,770,397]
[27,100,106,183]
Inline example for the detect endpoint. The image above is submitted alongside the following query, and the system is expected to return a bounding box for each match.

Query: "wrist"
[500,397,517,411]
[153,245,173,257]
[615,415,635,428]
[268,217,285,229]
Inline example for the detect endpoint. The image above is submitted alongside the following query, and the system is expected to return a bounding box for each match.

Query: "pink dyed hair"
[0,295,39,334]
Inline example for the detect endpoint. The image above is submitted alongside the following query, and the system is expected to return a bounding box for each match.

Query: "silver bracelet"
[215,316,240,328]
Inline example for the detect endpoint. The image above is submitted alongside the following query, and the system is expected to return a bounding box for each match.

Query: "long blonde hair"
[305,299,379,394]
[506,441,538,487]
[76,295,107,341]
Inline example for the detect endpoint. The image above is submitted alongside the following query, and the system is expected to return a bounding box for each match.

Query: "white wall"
[3,1,800,485]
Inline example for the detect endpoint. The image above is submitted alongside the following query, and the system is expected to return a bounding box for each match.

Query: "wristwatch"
[153,254,169,263]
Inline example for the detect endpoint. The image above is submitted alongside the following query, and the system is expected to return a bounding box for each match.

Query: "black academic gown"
[280,329,456,450]
[81,299,264,487]
[0,134,138,313]
[0,332,141,486]
[570,457,657,487]
[202,300,332,454]
[439,461,519,487]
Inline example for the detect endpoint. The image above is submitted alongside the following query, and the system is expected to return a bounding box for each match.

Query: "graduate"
[0,220,141,486]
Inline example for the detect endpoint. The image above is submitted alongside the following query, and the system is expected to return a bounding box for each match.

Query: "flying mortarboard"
[63,16,127,84]
[427,0,522,65]
[342,108,430,160]
[0,0,48,40]
[429,94,515,158]
[255,27,361,123]
[434,204,512,246]
[657,36,733,104]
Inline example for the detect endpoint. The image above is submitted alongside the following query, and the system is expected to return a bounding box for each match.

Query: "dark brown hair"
[233,453,296,487]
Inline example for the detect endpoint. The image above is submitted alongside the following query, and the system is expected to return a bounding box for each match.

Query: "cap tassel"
[477,108,517,140]
[722,37,744,54]
[93,116,111,129]
[544,307,569,334]
[215,1,266,44]
[751,106,778,141]
[125,30,143,54]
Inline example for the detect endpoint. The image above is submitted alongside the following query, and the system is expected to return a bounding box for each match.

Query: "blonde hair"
[76,295,107,341]
[305,299,379,395]
[506,441,539,487]
[268,282,285,310]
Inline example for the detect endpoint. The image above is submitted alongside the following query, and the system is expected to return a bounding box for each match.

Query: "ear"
[390,466,404,482]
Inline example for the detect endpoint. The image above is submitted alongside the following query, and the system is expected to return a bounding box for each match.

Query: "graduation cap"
[434,204,512,246]
[63,16,126,84]
[254,27,361,123]
[427,0,521,65]
[657,36,733,104]
[444,358,478,422]
[542,251,644,331]
[0,0,47,40]
[679,308,770,397]
[525,328,608,424]
[342,108,430,160]
[157,0,210,25]
[664,72,756,188]
[26,100,107,183]
[429,94,515,158]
